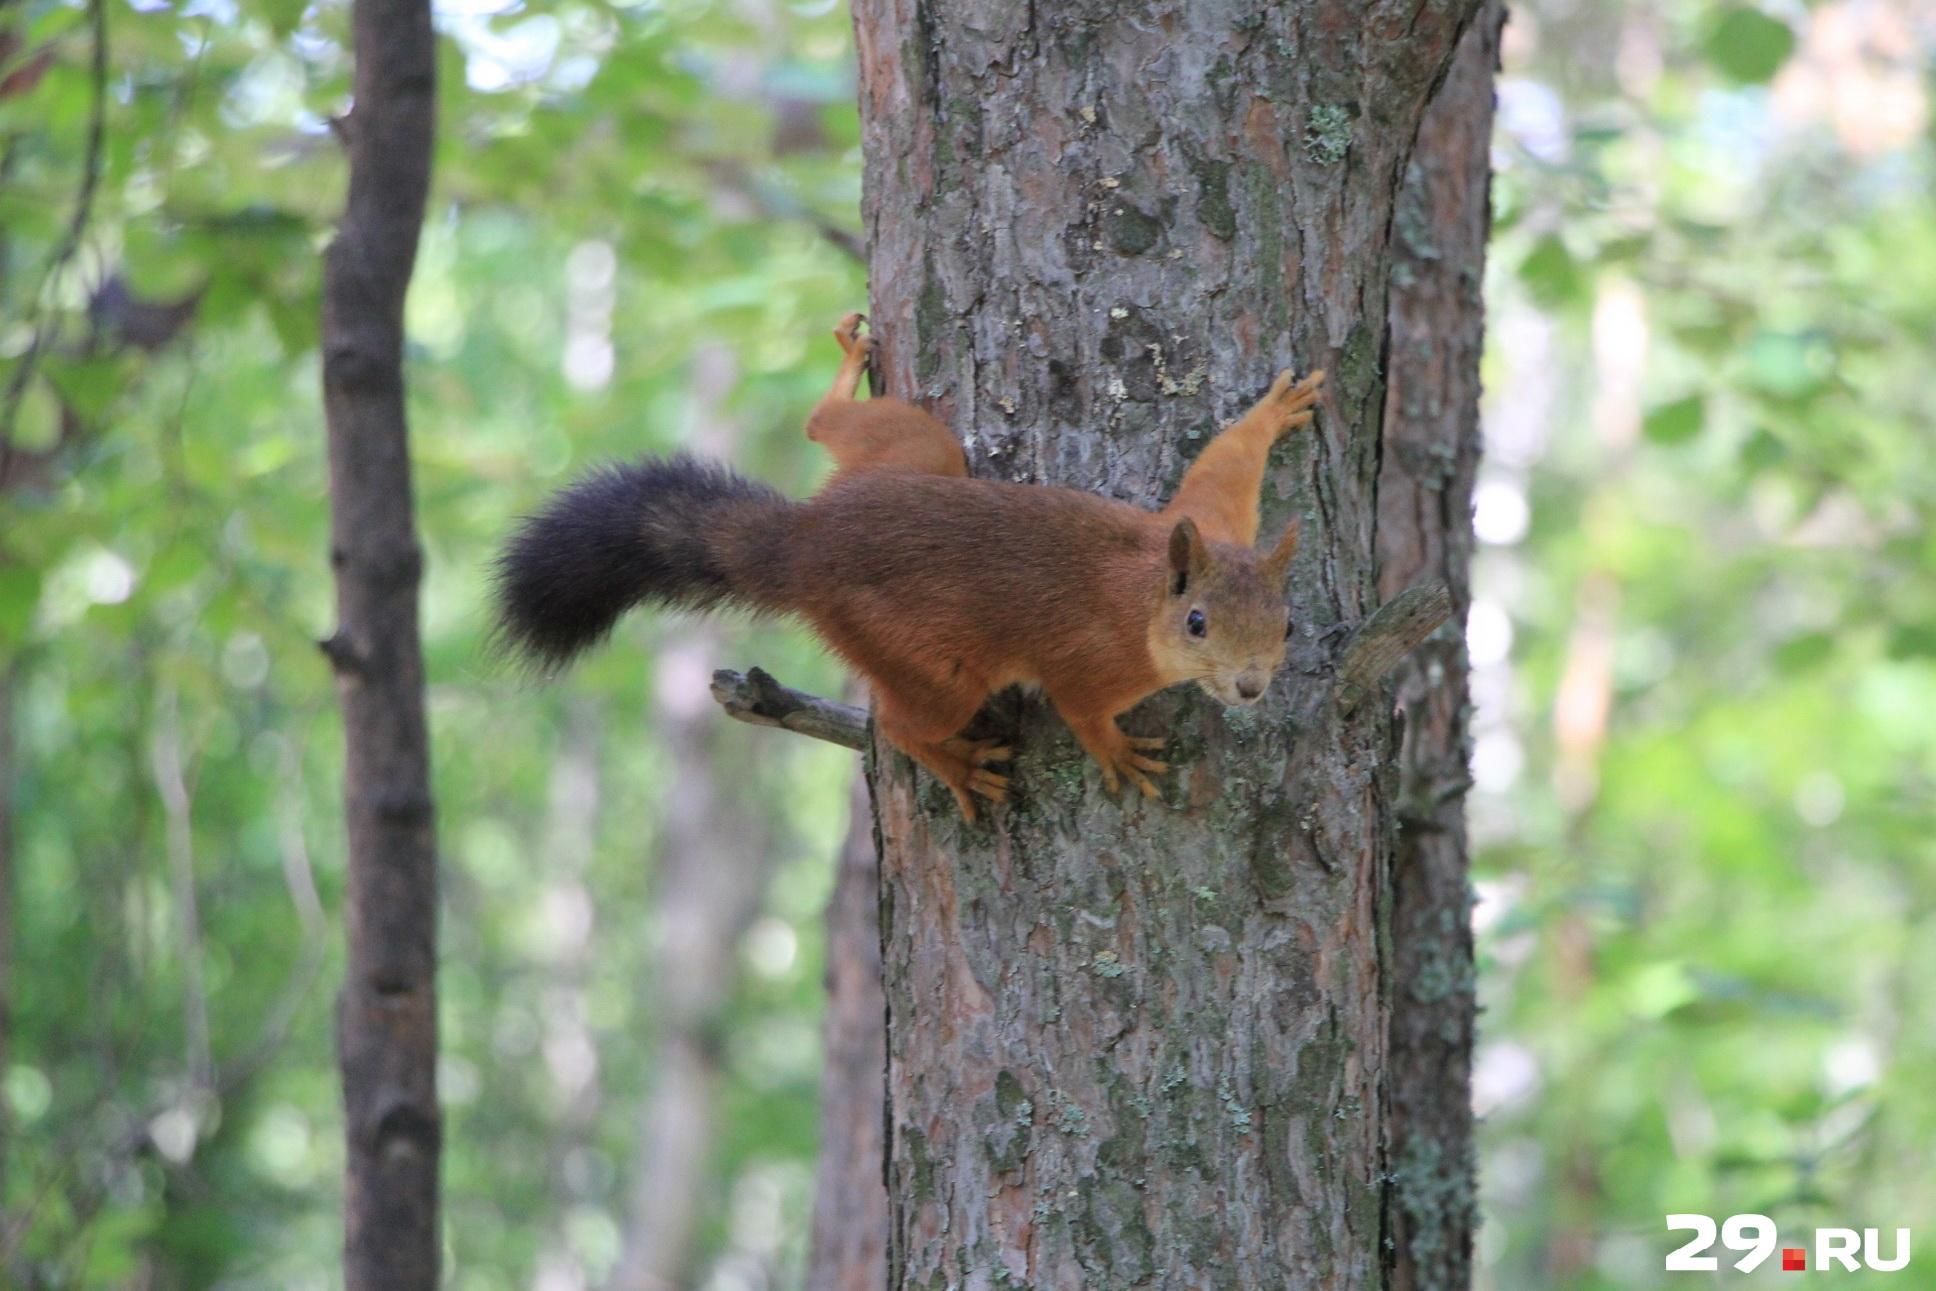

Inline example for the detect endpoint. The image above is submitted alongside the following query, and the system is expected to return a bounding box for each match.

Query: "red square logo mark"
[1782,1248,1807,1272]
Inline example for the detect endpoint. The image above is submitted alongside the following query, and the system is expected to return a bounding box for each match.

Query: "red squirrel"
[495,315,1324,821]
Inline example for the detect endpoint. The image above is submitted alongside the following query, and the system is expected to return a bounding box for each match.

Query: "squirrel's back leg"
[1160,368,1324,545]
[823,311,872,401]
[870,673,1008,822]
[807,314,968,479]
[1035,671,1172,801]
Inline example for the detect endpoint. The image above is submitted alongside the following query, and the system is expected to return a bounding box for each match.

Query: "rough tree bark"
[1380,7,1499,1289]
[317,0,441,1284]
[846,2,1487,1284]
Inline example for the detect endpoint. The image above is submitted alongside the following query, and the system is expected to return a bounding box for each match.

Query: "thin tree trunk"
[1379,7,1501,1288]
[849,2,1486,1284]
[318,0,440,1283]
[609,632,774,1291]
[536,700,606,1291]
[805,765,887,1291]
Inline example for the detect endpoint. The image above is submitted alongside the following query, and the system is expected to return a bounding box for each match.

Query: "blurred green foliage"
[3,0,864,1285]
[0,0,1930,1287]
[1480,1,1934,1285]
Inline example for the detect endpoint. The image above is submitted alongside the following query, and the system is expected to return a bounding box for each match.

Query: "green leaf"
[1518,234,1581,309]
[10,376,64,453]
[1704,8,1796,85]
[264,292,320,358]
[1886,623,1936,660]
[253,0,308,37]
[42,356,135,426]
[124,224,205,298]
[1774,631,1834,673]
[1643,394,1705,445]
[0,565,41,654]
[1739,427,1786,472]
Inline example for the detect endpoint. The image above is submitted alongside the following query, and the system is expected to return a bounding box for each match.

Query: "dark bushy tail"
[492,454,793,671]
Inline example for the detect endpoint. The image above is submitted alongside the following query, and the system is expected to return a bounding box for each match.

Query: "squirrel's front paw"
[1097,735,1169,800]
[1263,367,1326,432]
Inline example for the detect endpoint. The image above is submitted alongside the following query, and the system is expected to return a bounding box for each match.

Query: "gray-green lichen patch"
[1105,201,1163,256]
[1304,103,1352,166]
[1074,1176,1156,1284]
[915,258,948,384]
[904,1125,938,1203]
[1391,1131,1477,1289]
[1190,157,1236,240]
[1048,1089,1090,1136]
[984,1070,1035,1174]
[1217,1077,1253,1131]
[1409,907,1474,1008]
[1337,320,1382,409]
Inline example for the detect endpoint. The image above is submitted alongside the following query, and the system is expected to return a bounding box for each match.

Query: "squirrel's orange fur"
[496,316,1323,823]
[795,317,1322,820]
[805,313,968,479]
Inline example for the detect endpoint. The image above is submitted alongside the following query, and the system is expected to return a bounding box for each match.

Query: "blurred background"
[0,0,1930,1287]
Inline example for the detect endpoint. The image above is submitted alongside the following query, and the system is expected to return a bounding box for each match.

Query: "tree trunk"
[610,630,775,1291]
[1379,7,1500,1289]
[536,701,605,1291]
[318,0,441,1283]
[849,2,1486,1284]
[805,766,889,1291]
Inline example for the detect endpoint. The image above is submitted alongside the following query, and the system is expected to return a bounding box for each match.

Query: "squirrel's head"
[1148,516,1298,707]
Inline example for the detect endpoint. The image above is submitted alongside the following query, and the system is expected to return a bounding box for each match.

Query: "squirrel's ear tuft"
[1261,518,1300,585]
[1168,517,1206,595]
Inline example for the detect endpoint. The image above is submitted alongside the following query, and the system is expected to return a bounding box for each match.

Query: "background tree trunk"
[848,2,1486,1284]
[609,628,775,1291]
[805,765,889,1291]
[318,0,441,1284]
[1379,7,1501,1289]
[535,700,605,1291]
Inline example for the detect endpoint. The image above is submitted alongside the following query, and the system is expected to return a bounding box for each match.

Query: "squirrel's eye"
[1284,615,1295,639]
[1186,608,1207,638]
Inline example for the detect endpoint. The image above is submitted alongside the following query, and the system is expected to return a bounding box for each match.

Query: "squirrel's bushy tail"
[493,454,793,671]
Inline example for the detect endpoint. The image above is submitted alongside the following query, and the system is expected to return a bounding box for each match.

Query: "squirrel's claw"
[1265,367,1326,422]
[833,312,869,354]
[969,768,1009,800]
[948,784,979,823]
[945,736,1013,767]
[1096,739,1169,800]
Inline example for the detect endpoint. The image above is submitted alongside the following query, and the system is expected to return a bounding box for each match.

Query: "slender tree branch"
[1333,581,1455,714]
[711,583,1455,751]
[0,0,107,457]
[703,161,866,265]
[710,668,869,751]
[149,686,213,1093]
